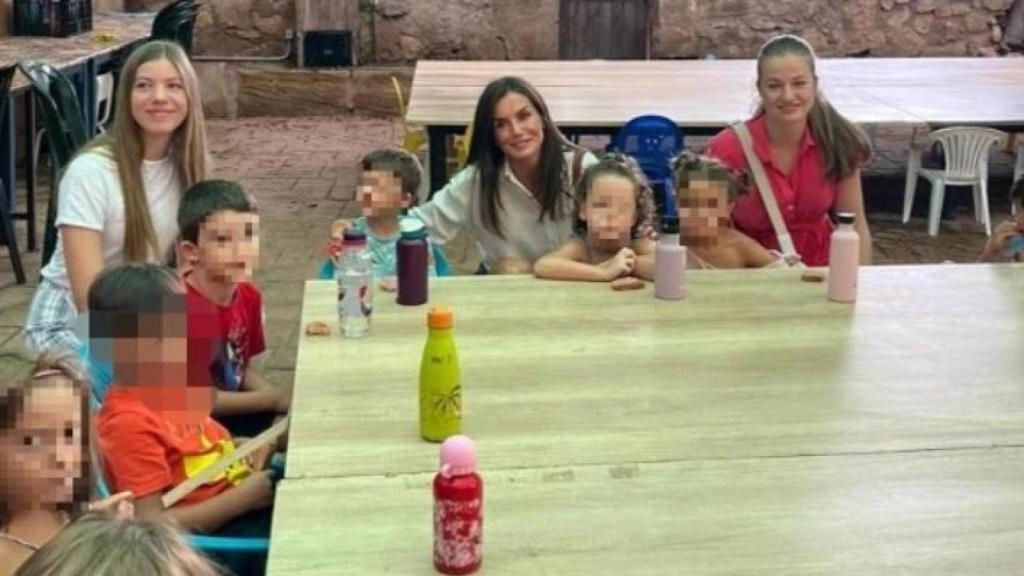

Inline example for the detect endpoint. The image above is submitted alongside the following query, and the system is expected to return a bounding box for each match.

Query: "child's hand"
[88,491,135,519]
[330,219,352,241]
[273,385,292,414]
[246,444,273,471]
[238,469,276,512]
[982,221,1021,260]
[601,248,636,280]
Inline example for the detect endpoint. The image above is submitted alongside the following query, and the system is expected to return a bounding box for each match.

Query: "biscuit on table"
[610,276,646,291]
[305,321,331,336]
[801,269,827,283]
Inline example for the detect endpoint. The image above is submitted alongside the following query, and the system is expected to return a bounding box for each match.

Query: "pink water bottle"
[433,435,483,575]
[827,212,859,303]
[655,215,686,300]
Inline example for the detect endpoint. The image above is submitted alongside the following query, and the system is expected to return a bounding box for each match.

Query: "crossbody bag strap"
[731,122,801,266]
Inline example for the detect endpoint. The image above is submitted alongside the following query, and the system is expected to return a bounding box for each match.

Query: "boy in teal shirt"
[322,148,449,281]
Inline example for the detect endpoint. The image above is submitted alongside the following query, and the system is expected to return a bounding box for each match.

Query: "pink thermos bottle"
[655,215,686,300]
[827,212,859,303]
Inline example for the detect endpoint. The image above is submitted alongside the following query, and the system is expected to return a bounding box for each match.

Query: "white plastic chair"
[902,126,1007,237]
[32,71,114,180]
[1012,140,1023,216]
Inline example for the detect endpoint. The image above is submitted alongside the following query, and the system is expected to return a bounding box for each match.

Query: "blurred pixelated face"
[193,210,260,284]
[581,174,637,247]
[359,170,410,218]
[131,58,188,139]
[0,383,84,508]
[492,92,544,164]
[114,298,213,423]
[678,178,732,245]
[758,54,816,126]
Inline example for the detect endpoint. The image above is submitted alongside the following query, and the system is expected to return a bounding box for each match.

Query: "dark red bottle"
[397,219,429,306]
[433,435,482,574]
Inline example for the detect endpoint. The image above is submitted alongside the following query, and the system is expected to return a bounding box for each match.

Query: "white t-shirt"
[40,150,182,289]
[411,149,598,269]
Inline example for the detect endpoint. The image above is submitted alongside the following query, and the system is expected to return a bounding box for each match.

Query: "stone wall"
[178,0,1015,62]
[655,0,1015,59]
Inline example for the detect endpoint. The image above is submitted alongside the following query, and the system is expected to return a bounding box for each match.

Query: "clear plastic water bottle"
[336,229,373,338]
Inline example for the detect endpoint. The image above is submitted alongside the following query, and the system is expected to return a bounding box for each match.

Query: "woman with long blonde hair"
[24,40,208,354]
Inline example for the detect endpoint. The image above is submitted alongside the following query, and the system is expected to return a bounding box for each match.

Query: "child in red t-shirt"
[176,180,290,437]
[92,264,278,573]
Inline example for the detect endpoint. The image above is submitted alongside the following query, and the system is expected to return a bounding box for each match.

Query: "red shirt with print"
[186,275,266,392]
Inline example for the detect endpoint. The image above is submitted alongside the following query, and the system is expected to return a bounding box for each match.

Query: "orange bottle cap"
[427,307,453,329]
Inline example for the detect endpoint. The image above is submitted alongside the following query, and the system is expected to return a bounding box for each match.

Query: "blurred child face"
[359,170,410,219]
[0,383,84,509]
[188,210,260,285]
[580,174,637,248]
[103,292,211,422]
[678,178,732,246]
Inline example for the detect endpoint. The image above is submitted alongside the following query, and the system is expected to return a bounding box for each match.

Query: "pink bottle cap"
[439,435,477,477]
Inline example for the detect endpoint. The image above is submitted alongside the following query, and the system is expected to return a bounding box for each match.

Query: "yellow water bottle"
[420,307,462,442]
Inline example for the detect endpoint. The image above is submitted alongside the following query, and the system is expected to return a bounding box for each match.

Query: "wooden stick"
[161,416,290,509]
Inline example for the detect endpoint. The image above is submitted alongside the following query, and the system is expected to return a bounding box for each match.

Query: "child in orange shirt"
[92,264,278,575]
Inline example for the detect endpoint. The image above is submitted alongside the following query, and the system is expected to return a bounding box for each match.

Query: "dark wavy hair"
[572,153,655,239]
[466,76,578,239]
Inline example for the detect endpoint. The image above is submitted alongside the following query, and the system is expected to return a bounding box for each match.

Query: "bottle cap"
[427,307,453,329]
[343,228,367,244]
[836,212,855,226]
[439,435,476,477]
[399,218,427,240]
[660,215,680,235]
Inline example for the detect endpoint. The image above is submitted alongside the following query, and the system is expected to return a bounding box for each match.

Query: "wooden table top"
[1,12,152,91]
[271,264,1024,574]
[406,58,1024,128]
[269,448,1024,575]
[284,265,1024,480]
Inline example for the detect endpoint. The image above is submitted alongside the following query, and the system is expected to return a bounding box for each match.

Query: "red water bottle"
[433,435,483,574]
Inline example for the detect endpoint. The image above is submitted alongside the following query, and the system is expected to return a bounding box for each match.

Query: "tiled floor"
[0,115,1018,384]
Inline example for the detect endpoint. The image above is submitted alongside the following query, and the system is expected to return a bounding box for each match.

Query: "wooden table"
[407,58,1024,191]
[269,264,1024,574]
[1,12,151,255]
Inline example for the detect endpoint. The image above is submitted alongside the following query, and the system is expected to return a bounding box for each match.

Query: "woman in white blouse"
[411,76,597,274]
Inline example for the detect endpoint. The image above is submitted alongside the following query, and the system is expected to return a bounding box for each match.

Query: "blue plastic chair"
[610,115,684,218]
[94,470,270,554]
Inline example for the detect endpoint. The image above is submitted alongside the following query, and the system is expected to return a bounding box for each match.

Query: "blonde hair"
[78,40,208,262]
[0,350,90,525]
[755,34,872,181]
[13,512,222,576]
[572,153,655,239]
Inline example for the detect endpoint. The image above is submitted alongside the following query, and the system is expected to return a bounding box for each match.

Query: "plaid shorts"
[24,278,83,355]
